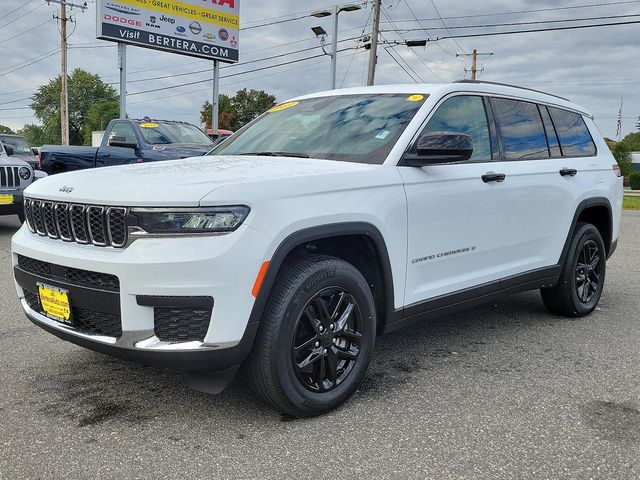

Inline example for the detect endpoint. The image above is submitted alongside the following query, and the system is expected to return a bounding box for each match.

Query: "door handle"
[98,153,111,158]
[481,172,506,183]
[559,168,577,177]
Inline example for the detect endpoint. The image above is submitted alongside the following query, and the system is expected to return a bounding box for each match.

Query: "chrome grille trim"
[54,203,72,241]
[42,201,59,239]
[87,206,107,246]
[24,198,128,248]
[69,204,89,244]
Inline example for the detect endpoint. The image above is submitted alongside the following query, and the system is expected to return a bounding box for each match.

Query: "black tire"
[246,255,376,417]
[541,222,606,317]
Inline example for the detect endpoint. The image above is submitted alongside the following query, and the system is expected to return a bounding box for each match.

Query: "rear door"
[399,94,510,306]
[492,97,598,276]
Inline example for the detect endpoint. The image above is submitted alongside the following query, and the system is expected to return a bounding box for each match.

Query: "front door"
[399,94,509,307]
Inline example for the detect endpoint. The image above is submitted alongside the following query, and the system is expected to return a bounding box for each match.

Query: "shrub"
[630,172,640,190]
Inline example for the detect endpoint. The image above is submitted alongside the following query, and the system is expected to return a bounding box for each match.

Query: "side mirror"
[34,170,48,181]
[108,135,138,149]
[4,145,14,156]
[403,132,473,167]
[31,148,39,156]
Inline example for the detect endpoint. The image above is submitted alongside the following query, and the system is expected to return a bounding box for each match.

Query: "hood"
[23,155,372,206]
[146,144,213,161]
[0,156,30,168]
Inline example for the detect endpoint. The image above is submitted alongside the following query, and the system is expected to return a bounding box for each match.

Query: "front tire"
[541,222,606,317]
[246,255,376,417]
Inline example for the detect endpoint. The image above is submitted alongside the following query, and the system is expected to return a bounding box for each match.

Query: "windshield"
[0,136,32,155]
[212,94,428,164]
[137,122,213,146]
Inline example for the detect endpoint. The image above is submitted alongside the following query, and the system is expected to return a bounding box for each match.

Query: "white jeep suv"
[12,81,623,417]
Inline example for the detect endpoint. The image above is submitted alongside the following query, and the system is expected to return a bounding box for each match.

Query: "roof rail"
[453,79,570,102]
[131,118,193,125]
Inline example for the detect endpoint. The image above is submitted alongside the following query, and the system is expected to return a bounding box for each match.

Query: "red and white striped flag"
[616,98,623,140]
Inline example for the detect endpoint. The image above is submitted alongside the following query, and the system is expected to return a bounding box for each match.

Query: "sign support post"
[118,42,127,119]
[212,60,220,135]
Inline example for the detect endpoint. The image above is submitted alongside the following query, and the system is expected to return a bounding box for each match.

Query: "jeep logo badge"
[59,186,74,193]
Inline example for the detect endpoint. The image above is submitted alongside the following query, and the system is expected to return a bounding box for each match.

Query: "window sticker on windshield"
[269,101,299,113]
[407,94,425,102]
[376,130,391,140]
[140,123,159,128]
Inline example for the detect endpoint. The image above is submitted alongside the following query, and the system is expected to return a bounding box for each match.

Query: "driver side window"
[419,95,492,162]
[109,123,137,143]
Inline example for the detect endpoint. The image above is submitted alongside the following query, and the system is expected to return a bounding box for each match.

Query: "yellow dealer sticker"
[140,123,159,128]
[269,101,299,113]
[407,94,425,102]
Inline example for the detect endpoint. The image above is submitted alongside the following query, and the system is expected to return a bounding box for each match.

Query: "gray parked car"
[0,134,39,169]
[0,138,46,222]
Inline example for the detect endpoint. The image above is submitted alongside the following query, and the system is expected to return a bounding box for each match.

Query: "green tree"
[30,68,119,145]
[17,124,46,147]
[611,142,633,177]
[620,131,640,151]
[200,89,276,131]
[83,100,120,144]
[0,125,14,134]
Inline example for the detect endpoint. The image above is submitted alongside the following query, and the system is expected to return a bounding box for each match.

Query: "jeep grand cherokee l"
[12,81,623,417]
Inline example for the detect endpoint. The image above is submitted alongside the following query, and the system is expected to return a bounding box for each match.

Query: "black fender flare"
[246,222,395,327]
[558,196,614,265]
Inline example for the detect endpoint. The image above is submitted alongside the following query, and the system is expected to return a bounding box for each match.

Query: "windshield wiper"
[238,151,310,158]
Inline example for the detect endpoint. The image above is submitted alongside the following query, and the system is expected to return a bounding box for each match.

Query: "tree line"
[0,68,276,146]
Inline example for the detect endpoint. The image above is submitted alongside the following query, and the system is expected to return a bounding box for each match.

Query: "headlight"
[18,167,31,180]
[131,206,250,234]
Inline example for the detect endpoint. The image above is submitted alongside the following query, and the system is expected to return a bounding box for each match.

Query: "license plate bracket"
[37,283,71,323]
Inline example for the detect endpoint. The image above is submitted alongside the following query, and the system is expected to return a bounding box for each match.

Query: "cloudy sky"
[1,0,638,141]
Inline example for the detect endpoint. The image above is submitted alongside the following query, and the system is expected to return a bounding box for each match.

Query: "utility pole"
[456,49,493,80]
[367,0,382,86]
[46,1,87,145]
[212,61,220,134]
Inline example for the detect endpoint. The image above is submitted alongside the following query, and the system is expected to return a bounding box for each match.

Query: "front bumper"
[12,223,272,370]
[23,301,258,370]
[0,191,23,216]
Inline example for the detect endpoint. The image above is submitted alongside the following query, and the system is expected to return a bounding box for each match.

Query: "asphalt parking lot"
[1,213,639,479]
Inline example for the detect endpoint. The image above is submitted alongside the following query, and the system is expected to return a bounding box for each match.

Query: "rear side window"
[492,98,549,160]
[539,106,562,157]
[548,107,596,157]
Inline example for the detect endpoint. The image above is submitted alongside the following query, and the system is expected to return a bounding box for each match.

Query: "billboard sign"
[97,0,239,63]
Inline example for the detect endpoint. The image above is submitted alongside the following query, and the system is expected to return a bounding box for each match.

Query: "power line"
[390,12,640,33]
[379,0,640,24]
[0,18,54,46]
[0,49,61,77]
[3,0,38,19]
[0,1,45,30]
[429,0,467,53]
[128,47,358,97]
[403,0,456,57]
[384,19,640,43]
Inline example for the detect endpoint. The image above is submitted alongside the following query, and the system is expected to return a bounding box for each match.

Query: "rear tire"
[541,222,606,317]
[246,255,376,417]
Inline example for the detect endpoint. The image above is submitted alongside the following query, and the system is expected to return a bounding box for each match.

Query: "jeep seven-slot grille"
[0,167,20,188]
[23,198,128,248]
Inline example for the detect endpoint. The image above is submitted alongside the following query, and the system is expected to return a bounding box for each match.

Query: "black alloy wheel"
[292,288,362,393]
[575,239,602,304]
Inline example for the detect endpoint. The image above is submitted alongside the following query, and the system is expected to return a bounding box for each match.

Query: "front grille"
[22,287,122,338]
[0,166,20,188]
[18,255,120,292]
[24,198,128,248]
[154,307,212,342]
[73,306,122,337]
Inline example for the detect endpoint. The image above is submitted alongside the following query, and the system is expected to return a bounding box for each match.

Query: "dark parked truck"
[39,118,214,175]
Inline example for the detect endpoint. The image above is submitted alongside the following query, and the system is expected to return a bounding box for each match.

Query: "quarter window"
[548,107,596,157]
[492,98,549,160]
[419,95,492,161]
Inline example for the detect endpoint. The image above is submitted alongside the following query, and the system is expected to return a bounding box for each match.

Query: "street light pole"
[330,5,339,90]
